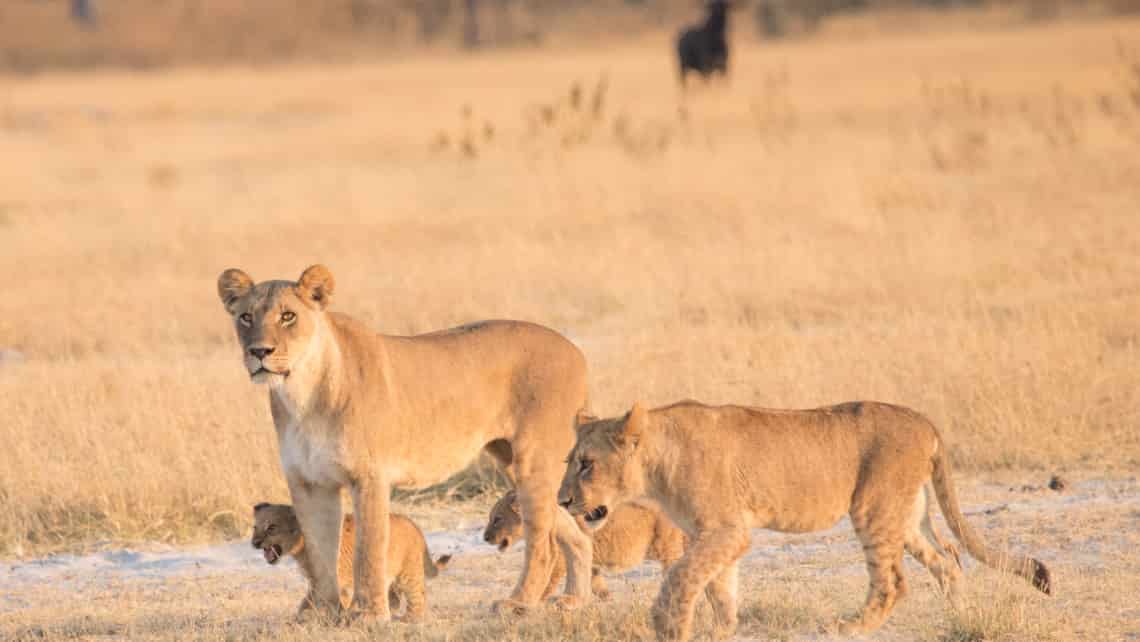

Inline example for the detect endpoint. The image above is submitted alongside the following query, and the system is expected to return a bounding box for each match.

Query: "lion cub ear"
[218,269,254,313]
[614,401,648,449]
[297,264,335,310]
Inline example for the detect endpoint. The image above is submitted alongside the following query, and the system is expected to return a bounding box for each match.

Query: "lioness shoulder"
[251,503,451,620]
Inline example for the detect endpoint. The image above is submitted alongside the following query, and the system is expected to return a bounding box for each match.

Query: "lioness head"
[483,490,523,552]
[251,502,305,564]
[558,402,649,531]
[216,265,335,385]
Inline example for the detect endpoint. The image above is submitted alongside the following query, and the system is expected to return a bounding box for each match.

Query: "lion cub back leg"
[392,566,428,622]
[903,486,964,606]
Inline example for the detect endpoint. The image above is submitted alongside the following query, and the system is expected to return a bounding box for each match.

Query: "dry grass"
[1,12,1140,580]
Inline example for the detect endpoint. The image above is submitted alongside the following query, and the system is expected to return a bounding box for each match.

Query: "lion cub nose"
[249,346,275,360]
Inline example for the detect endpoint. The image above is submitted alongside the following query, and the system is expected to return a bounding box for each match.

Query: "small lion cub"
[483,490,686,599]
[251,503,451,621]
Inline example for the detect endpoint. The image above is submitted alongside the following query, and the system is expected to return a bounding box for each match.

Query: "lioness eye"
[238,313,253,327]
[579,458,593,476]
[492,517,501,526]
[281,310,296,324]
[266,525,276,534]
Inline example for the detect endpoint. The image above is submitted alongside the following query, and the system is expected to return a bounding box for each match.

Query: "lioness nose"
[249,347,275,360]
[558,494,573,509]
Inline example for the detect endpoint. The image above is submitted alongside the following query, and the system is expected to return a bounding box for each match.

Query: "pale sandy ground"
[3,475,1137,641]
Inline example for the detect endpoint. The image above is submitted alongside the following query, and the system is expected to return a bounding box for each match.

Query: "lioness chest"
[278,417,349,487]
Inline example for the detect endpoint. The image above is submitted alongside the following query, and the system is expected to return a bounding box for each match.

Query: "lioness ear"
[218,269,254,313]
[615,401,648,449]
[573,408,599,433]
[252,502,270,513]
[297,264,335,310]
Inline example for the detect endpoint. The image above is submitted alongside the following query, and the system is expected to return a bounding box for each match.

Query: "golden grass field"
[2,14,1140,641]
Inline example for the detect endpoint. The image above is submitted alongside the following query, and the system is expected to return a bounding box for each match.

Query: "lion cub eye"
[281,310,297,325]
[266,524,277,534]
[238,313,253,327]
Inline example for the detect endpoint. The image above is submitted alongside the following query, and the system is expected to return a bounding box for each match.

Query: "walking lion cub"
[558,401,1052,641]
[251,503,451,621]
[484,489,687,599]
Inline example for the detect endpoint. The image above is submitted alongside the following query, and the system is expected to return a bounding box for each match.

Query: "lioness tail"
[930,443,1052,595]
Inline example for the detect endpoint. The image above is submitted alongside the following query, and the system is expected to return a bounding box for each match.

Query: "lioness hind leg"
[843,510,908,635]
[542,538,567,600]
[493,473,562,614]
[550,507,592,609]
[905,487,964,606]
[496,404,591,613]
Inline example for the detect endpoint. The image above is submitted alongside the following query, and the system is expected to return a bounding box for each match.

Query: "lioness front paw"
[548,594,584,611]
[835,618,867,636]
[294,599,342,626]
[491,599,530,617]
[346,602,391,626]
[652,606,690,642]
[710,621,737,640]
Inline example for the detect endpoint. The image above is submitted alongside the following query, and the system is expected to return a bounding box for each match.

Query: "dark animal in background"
[677,0,732,88]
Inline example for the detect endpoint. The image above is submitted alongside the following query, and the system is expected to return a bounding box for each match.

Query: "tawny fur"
[218,265,593,620]
[558,400,1052,642]
[484,490,687,599]
[251,504,450,621]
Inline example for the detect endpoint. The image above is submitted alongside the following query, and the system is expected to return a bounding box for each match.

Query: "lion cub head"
[251,503,305,565]
[558,402,650,531]
[483,490,523,552]
[216,265,335,385]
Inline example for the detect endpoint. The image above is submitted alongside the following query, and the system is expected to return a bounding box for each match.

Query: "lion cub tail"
[424,551,452,579]
[930,444,1052,595]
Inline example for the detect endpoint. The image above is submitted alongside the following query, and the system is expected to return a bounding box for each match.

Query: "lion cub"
[483,489,686,599]
[251,503,451,621]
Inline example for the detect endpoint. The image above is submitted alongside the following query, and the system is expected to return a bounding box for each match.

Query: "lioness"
[251,503,450,621]
[558,401,1052,641]
[217,265,592,620]
[484,489,687,599]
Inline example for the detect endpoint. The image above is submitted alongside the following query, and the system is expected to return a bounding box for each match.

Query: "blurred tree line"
[1,0,1136,71]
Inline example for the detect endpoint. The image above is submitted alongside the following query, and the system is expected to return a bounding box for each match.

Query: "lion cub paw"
[491,599,531,617]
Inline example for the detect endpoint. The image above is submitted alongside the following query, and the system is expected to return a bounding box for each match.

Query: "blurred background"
[2,2,1140,640]
[3,0,1140,69]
